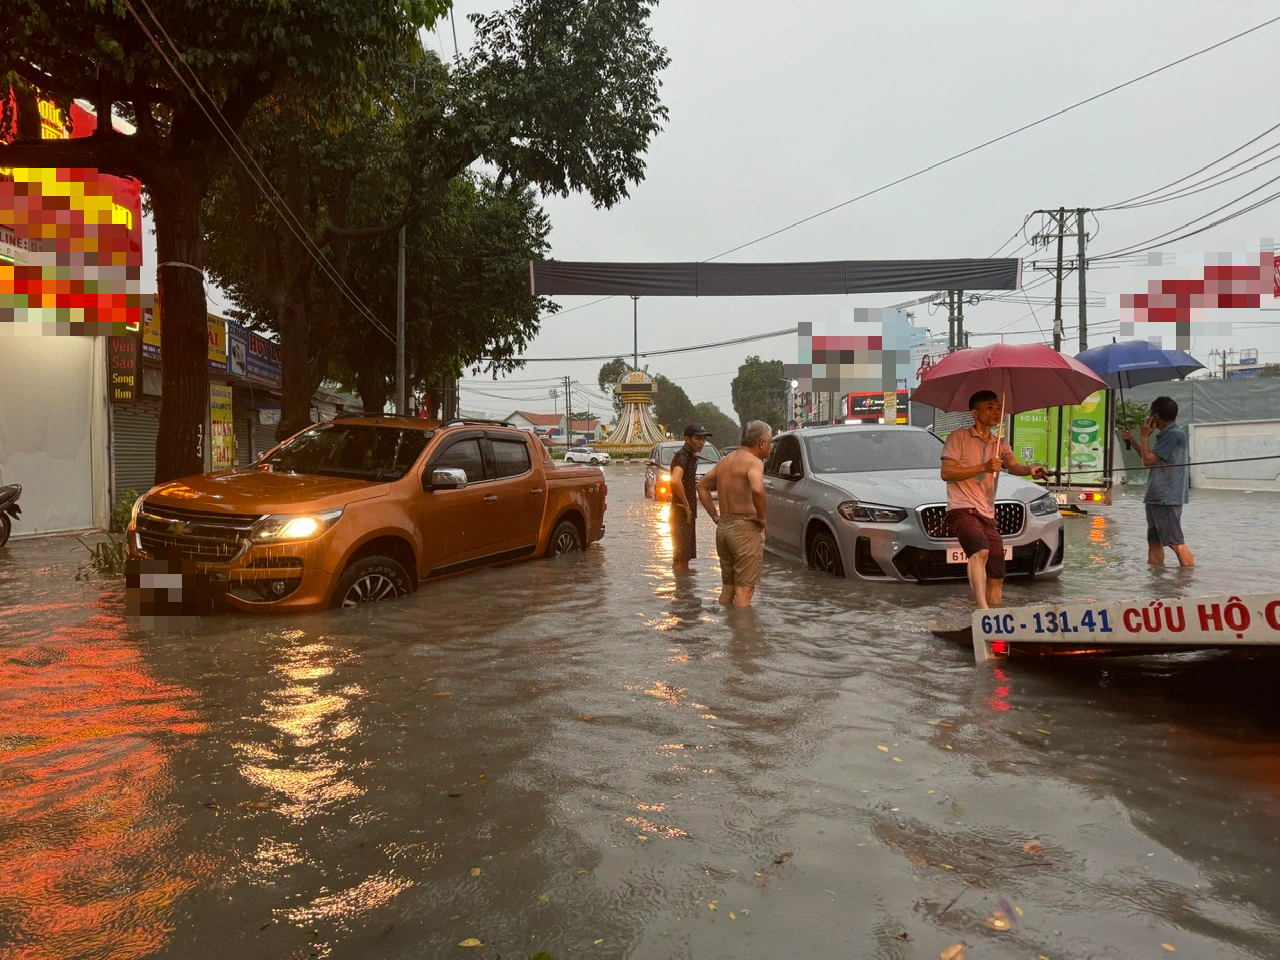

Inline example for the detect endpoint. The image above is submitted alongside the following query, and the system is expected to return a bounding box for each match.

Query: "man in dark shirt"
[669,424,712,572]
[1122,395,1193,567]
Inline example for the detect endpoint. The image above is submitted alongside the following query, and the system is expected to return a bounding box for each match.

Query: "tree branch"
[219,74,274,131]
[11,57,177,108]
[322,201,422,244]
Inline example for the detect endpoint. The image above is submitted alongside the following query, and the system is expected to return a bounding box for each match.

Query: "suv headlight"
[1030,494,1058,516]
[837,500,907,523]
[129,494,146,526]
[251,507,344,542]
[660,472,671,483]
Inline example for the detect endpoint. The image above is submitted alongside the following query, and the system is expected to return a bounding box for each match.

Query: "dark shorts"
[946,509,1005,580]
[670,507,697,562]
[1145,503,1185,547]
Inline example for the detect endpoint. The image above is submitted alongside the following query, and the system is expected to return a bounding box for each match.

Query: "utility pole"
[1052,207,1066,352]
[1077,208,1088,352]
[946,291,956,351]
[955,290,965,349]
[395,224,406,415]
[1210,348,1236,379]
[564,375,573,449]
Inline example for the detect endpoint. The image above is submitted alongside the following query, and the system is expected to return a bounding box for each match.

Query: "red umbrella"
[912,343,1107,415]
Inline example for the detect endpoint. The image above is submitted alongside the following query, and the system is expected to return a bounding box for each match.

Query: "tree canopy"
[731,355,788,430]
[1,0,450,481]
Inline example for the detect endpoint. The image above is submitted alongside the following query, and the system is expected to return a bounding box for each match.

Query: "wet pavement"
[1,469,1279,960]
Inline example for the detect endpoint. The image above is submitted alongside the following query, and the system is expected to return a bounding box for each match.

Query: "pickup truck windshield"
[261,423,431,481]
[804,430,943,473]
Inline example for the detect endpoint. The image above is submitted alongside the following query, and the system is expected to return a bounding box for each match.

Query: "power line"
[124,0,398,345]
[702,15,1280,262]
[1100,141,1280,211]
[1100,119,1280,208]
[492,325,798,363]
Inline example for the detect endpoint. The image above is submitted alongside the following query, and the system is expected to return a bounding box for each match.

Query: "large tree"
[651,373,697,437]
[692,401,741,446]
[597,357,634,420]
[1,0,449,483]
[203,0,670,438]
[731,355,788,430]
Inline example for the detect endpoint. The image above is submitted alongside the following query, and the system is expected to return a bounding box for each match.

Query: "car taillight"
[991,641,1009,655]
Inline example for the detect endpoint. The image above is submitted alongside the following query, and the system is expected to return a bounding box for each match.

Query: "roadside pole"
[1077,207,1088,352]
[395,224,406,415]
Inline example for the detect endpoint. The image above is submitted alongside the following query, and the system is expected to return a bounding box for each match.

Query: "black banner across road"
[529,258,1021,297]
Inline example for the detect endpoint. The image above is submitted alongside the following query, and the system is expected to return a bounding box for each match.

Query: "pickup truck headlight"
[1030,494,1058,516]
[129,494,146,526]
[837,500,907,523]
[251,507,344,542]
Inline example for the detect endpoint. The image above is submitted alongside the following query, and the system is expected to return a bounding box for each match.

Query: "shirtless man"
[696,420,773,607]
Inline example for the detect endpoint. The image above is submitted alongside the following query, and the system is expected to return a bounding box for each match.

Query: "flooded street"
[2,468,1279,960]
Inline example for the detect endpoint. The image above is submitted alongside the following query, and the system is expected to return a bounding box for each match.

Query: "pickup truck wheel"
[550,519,583,556]
[334,556,412,608]
[807,529,845,577]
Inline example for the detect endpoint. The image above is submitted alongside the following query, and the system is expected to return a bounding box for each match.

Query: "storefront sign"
[246,327,282,388]
[109,328,141,401]
[139,305,231,371]
[228,321,249,378]
[210,383,234,470]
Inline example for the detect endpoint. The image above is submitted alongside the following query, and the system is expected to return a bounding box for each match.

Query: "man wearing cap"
[940,391,1048,609]
[669,424,712,572]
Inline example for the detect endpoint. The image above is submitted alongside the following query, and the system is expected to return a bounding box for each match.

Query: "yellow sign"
[210,383,234,470]
[141,304,229,369]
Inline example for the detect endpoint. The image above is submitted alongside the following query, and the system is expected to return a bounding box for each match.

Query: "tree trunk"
[355,357,389,415]
[151,169,211,485]
[277,299,317,440]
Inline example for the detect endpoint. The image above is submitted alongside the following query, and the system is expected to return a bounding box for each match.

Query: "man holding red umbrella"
[940,390,1049,610]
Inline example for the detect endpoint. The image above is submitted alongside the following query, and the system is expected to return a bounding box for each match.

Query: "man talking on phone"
[1122,396,1193,567]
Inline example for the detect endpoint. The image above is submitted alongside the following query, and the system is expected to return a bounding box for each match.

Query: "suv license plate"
[947,546,1013,564]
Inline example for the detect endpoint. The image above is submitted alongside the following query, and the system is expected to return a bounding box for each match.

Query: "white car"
[564,446,610,465]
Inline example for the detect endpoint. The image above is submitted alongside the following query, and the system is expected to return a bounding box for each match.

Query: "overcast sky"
[147,0,1280,421]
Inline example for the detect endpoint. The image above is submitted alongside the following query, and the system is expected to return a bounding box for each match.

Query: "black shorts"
[946,509,1005,580]
[1145,503,1185,546]
[670,508,697,562]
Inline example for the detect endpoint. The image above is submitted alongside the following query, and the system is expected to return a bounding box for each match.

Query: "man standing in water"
[697,420,773,607]
[1122,395,1193,567]
[669,424,712,572]
[940,391,1048,609]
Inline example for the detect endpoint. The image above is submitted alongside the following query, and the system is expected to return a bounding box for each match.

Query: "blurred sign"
[210,383,234,469]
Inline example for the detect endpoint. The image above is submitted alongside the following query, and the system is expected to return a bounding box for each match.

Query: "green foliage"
[597,358,633,419]
[692,402,741,446]
[109,488,141,535]
[651,374,697,436]
[1260,363,1280,378]
[731,356,788,430]
[74,535,126,580]
[1115,399,1148,431]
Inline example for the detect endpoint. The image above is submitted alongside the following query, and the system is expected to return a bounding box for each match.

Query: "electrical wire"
[701,15,1280,263]
[124,0,399,345]
[1100,119,1280,208]
[1100,142,1280,211]
[487,325,799,363]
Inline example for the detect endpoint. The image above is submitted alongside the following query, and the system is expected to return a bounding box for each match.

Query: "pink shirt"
[940,426,1014,518]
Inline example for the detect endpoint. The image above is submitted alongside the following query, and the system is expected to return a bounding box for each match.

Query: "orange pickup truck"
[125,416,606,612]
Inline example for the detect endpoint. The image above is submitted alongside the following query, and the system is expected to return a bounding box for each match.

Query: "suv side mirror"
[644,459,655,466]
[426,467,468,491]
[778,460,802,481]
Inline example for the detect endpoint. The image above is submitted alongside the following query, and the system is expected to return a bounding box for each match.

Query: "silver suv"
[763,425,1064,582]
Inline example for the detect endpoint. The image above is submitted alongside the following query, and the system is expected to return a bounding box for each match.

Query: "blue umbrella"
[1075,339,1204,389]
[1074,339,1204,448]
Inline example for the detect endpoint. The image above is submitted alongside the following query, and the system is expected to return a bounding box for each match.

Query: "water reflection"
[0,593,205,960]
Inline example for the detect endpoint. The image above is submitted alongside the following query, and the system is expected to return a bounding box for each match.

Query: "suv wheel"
[590,457,599,465]
[807,529,845,577]
[550,519,583,556]
[333,555,412,608]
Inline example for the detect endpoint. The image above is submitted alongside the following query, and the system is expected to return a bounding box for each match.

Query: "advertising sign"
[209,383,235,470]
[1011,389,1109,487]
[109,328,141,402]
[139,305,231,371]
[246,327,282,388]
[227,321,249,378]
[847,390,909,422]
[972,593,1280,661]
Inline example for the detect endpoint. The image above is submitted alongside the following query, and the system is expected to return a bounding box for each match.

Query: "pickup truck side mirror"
[425,467,468,491]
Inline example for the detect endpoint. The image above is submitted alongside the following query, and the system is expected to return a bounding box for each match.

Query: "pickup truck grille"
[137,501,263,563]
[918,501,1026,539]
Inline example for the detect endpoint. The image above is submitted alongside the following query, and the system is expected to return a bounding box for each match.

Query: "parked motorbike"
[0,484,21,547]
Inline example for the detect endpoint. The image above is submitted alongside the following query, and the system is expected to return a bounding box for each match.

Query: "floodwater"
[1,469,1279,960]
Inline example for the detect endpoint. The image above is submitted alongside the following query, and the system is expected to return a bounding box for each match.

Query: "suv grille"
[918,501,1026,539]
[137,501,263,563]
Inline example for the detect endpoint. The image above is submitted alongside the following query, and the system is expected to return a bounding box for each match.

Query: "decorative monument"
[597,368,667,457]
